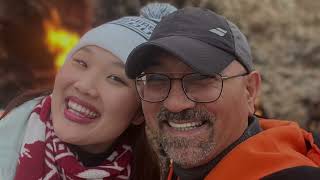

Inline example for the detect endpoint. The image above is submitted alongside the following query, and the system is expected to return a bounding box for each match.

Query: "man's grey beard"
[156,106,217,168]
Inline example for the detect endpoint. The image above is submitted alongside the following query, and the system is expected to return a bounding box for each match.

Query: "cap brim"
[126,36,235,78]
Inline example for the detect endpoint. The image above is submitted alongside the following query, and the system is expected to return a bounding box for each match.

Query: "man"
[125,7,320,180]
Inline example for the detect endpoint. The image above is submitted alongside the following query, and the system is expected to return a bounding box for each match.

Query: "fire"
[43,8,79,70]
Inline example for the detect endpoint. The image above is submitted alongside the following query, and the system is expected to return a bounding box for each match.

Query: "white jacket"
[0,98,41,180]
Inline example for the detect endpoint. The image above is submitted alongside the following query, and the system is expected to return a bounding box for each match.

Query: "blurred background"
[0,0,319,132]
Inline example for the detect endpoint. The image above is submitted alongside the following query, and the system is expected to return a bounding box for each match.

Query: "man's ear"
[246,71,261,115]
[131,107,145,125]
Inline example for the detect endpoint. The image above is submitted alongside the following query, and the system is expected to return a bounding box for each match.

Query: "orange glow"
[43,8,79,69]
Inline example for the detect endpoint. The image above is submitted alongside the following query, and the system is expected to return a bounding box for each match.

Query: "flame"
[44,8,79,70]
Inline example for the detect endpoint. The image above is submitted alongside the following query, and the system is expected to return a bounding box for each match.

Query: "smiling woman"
[0,3,177,180]
[52,46,143,154]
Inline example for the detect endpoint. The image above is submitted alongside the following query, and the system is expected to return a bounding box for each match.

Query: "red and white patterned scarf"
[15,96,133,180]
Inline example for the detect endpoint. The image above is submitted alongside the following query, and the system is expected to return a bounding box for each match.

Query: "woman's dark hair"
[0,89,160,179]
[128,123,160,180]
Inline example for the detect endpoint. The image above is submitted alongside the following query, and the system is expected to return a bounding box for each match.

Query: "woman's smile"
[64,96,100,124]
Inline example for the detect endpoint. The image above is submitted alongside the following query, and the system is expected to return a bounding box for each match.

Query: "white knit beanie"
[66,3,177,63]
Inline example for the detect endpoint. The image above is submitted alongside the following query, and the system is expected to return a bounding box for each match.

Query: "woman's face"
[51,46,142,153]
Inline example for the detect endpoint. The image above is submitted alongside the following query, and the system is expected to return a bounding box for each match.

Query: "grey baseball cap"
[125,7,254,78]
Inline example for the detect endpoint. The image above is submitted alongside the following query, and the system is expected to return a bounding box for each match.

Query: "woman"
[0,3,176,180]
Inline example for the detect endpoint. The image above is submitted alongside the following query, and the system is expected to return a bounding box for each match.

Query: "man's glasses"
[135,72,249,103]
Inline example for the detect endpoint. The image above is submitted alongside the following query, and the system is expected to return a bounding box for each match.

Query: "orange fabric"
[167,119,320,180]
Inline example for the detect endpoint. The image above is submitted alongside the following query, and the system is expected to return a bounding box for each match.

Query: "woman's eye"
[74,59,87,68]
[108,75,126,85]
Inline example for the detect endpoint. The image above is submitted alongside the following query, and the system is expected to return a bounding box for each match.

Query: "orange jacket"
[167,119,320,180]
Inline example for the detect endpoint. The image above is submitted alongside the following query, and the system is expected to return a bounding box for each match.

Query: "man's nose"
[163,80,196,112]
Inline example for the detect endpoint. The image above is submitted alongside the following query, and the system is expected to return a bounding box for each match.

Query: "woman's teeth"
[67,101,98,119]
[168,121,205,131]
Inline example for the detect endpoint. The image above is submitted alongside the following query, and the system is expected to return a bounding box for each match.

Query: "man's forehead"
[144,56,194,73]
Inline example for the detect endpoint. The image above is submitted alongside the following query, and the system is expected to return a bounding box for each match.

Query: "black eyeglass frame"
[135,72,249,103]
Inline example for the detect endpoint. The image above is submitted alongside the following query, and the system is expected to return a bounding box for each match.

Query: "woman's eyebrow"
[110,61,125,68]
[80,47,94,54]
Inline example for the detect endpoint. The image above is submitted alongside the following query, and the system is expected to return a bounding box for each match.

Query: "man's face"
[141,54,258,168]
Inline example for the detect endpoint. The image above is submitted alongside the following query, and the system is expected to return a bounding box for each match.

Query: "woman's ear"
[131,107,145,125]
[246,71,261,115]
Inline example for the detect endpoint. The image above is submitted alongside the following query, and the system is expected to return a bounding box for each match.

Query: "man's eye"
[146,74,167,82]
[74,59,87,68]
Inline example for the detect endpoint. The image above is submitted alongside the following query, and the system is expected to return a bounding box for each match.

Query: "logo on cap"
[209,28,227,37]
[110,17,157,40]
